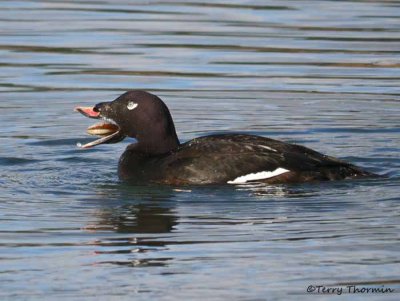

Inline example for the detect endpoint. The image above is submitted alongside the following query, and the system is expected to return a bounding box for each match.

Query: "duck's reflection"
[93,203,177,233]
[83,180,361,267]
[84,185,180,267]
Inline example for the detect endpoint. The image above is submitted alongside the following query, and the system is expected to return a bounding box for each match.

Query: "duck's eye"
[127,101,138,110]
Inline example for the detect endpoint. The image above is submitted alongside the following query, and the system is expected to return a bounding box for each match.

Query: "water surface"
[1,1,400,300]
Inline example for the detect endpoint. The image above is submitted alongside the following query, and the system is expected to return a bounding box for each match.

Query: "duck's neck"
[135,122,180,155]
[137,134,180,155]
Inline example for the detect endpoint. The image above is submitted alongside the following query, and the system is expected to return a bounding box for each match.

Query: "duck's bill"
[77,129,125,149]
[75,106,125,149]
[75,106,101,119]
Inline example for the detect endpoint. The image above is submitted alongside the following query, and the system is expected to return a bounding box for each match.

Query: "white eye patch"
[127,101,138,110]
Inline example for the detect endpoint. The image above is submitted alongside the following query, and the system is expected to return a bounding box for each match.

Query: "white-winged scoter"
[75,90,375,185]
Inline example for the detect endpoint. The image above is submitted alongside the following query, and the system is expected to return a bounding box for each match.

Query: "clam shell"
[87,123,119,136]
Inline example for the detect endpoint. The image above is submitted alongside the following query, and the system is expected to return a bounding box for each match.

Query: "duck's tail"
[323,164,378,181]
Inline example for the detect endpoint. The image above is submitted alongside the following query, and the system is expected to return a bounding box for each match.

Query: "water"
[1,0,400,300]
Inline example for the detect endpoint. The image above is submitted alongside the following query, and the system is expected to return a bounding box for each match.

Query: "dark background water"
[1,1,399,300]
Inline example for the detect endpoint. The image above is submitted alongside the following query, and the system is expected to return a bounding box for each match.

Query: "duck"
[75,90,375,185]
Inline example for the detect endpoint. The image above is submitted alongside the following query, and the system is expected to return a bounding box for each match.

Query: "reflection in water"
[83,186,178,266]
[97,204,177,233]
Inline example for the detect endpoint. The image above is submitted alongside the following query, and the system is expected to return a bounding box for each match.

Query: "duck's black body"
[118,134,372,185]
[76,90,375,185]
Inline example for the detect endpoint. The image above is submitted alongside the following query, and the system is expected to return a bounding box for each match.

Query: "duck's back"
[118,134,373,185]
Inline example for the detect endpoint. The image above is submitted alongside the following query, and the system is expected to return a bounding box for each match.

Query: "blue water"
[1,1,400,300]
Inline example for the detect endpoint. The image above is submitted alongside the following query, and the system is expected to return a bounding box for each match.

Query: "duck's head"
[75,90,180,154]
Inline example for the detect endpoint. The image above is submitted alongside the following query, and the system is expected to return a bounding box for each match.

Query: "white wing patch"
[227,167,290,184]
[127,101,138,110]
